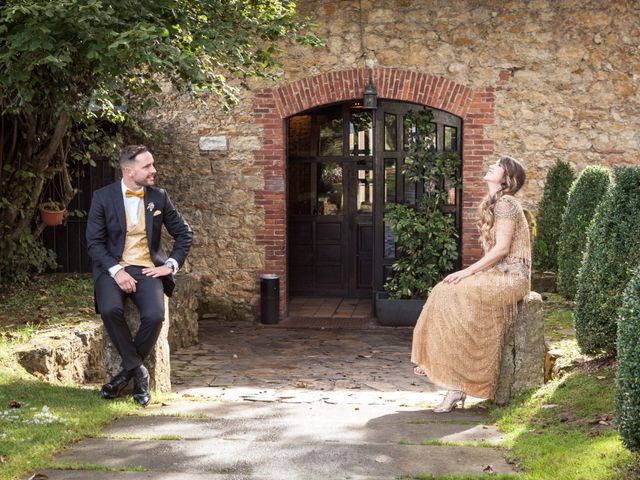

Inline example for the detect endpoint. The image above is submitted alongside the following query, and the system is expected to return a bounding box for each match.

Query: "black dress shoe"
[132,365,151,407]
[101,370,132,399]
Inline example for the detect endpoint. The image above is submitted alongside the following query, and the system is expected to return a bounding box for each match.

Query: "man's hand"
[142,265,173,278]
[114,269,138,293]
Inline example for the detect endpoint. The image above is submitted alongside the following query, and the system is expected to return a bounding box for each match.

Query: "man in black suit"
[86,145,192,406]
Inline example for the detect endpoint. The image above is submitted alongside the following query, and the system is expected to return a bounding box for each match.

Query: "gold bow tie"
[125,189,144,198]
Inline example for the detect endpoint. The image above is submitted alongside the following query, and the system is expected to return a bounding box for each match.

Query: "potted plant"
[376,109,461,326]
[39,200,66,226]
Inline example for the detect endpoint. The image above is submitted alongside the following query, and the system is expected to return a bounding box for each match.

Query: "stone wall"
[145,0,639,319]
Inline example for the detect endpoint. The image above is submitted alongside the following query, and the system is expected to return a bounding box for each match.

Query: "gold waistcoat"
[119,200,154,268]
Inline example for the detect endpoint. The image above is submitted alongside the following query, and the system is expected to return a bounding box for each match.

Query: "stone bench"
[103,274,201,393]
[495,291,545,405]
[103,296,172,392]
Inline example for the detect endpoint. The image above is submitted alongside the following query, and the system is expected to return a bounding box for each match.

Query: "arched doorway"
[286,100,462,315]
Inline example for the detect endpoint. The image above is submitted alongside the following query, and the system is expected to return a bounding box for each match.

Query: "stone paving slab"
[55,438,514,479]
[102,402,503,444]
[38,472,394,480]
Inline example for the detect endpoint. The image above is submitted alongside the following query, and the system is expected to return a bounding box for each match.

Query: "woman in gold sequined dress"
[411,156,530,412]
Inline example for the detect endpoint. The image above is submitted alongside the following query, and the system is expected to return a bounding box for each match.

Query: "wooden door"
[287,104,374,297]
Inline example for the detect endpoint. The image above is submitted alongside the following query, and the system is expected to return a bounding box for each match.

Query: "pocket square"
[153,210,162,217]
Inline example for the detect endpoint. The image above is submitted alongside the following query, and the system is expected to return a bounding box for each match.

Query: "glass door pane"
[318,107,343,156]
[350,110,373,156]
[357,167,374,213]
[317,162,343,215]
[288,162,343,215]
[384,113,397,151]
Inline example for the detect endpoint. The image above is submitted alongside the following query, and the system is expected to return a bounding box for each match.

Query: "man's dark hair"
[119,145,149,168]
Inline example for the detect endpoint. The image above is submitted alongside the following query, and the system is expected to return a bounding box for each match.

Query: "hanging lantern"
[362,72,377,110]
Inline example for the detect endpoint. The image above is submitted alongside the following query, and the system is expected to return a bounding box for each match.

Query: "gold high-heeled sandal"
[433,390,466,413]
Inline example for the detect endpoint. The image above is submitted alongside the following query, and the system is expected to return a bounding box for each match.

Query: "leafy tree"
[0,0,322,284]
[532,159,575,272]
[384,109,460,299]
[557,166,611,299]
[616,266,640,452]
[574,166,640,357]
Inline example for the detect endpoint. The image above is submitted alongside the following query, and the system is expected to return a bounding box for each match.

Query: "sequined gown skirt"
[411,271,529,400]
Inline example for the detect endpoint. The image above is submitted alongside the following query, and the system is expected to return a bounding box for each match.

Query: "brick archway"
[253,68,499,314]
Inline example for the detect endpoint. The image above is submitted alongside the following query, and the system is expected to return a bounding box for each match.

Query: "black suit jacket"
[86,182,193,298]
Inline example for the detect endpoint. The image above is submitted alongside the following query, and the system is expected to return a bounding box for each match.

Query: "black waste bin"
[260,274,280,324]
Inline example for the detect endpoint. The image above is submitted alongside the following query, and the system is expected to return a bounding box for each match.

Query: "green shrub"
[0,233,58,285]
[533,159,575,272]
[616,266,640,451]
[557,166,611,299]
[574,166,640,356]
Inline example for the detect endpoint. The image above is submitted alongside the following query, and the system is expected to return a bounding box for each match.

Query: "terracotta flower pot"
[39,204,65,226]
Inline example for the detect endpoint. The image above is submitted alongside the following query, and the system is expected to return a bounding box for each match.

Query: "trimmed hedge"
[557,166,611,299]
[574,166,640,356]
[532,160,575,272]
[616,266,640,451]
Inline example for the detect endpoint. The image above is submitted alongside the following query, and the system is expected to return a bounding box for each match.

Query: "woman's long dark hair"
[477,156,526,248]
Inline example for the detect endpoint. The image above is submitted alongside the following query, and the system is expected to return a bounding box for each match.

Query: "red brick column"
[460,87,496,267]
[254,90,287,314]
[253,68,498,314]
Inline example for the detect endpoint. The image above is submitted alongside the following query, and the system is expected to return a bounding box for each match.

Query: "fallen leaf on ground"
[182,393,194,398]
[28,473,49,480]
[295,380,308,388]
[596,375,607,380]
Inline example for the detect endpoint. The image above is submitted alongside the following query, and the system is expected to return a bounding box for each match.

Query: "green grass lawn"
[0,357,139,480]
[0,273,95,330]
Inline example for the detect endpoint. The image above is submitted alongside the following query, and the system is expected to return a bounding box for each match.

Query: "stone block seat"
[495,291,545,405]
[103,273,201,393]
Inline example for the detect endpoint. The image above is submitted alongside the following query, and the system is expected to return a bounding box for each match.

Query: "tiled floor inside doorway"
[281,296,375,328]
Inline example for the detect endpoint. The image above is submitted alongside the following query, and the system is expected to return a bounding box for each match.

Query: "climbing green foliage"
[616,266,640,452]
[574,166,640,357]
[384,109,460,299]
[532,160,575,272]
[557,166,611,299]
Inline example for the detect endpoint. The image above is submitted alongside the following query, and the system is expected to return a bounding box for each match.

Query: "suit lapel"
[111,182,126,234]
[144,187,155,252]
